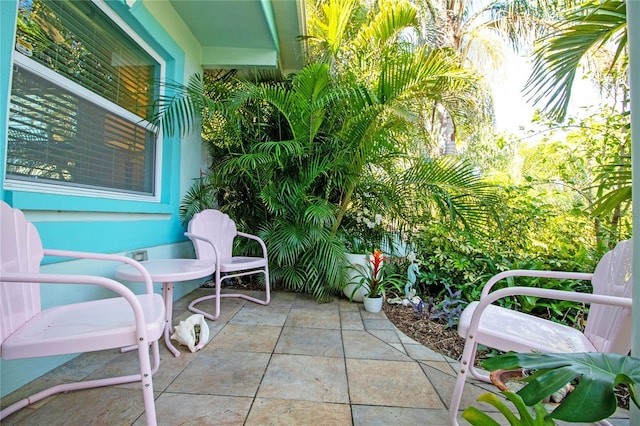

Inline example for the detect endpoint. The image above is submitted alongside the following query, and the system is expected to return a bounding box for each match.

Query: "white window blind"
[6,0,160,197]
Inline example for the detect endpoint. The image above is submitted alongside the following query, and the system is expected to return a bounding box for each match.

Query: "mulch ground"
[382,302,466,361]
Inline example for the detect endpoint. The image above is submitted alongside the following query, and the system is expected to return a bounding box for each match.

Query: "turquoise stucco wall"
[1,0,206,396]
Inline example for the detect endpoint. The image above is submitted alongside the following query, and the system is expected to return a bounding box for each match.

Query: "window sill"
[7,190,173,215]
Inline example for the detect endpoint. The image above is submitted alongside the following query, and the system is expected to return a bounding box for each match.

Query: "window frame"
[4,0,166,203]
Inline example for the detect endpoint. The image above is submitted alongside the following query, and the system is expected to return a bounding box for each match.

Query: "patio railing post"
[627,0,640,424]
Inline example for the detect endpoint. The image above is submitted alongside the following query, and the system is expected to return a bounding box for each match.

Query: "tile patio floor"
[0,288,631,425]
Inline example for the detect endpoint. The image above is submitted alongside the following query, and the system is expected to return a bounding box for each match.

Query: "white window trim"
[4,0,166,203]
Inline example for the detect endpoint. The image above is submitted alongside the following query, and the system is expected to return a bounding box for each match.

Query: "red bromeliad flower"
[369,249,384,278]
[367,249,384,295]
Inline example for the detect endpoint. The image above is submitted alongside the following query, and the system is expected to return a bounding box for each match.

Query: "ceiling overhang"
[168,0,306,75]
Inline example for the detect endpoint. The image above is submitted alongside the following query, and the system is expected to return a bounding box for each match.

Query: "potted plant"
[341,209,389,302]
[349,249,404,312]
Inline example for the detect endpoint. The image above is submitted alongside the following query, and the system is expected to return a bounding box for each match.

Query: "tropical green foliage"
[153,0,503,301]
[153,0,630,311]
[412,219,596,327]
[479,352,640,423]
[305,0,494,154]
[522,106,632,248]
[404,0,577,154]
[410,100,631,326]
[520,0,632,238]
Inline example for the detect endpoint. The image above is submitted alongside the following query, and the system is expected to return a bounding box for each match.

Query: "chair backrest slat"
[1,202,44,349]
[188,210,237,260]
[585,239,633,354]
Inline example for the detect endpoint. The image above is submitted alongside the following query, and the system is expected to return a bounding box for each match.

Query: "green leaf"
[461,406,502,426]
[463,391,554,426]
[483,352,640,422]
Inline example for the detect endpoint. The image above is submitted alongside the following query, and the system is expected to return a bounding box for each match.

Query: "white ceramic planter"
[343,253,369,302]
[363,295,383,312]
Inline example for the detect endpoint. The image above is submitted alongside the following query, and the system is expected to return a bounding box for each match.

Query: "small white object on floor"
[170,314,210,352]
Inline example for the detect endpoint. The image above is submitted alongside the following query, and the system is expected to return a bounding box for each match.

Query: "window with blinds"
[6,0,160,197]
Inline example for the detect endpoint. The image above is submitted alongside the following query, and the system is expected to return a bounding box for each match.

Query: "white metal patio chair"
[0,201,165,425]
[450,239,633,426]
[184,209,270,320]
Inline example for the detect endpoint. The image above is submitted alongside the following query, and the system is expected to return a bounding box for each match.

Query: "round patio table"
[116,259,215,357]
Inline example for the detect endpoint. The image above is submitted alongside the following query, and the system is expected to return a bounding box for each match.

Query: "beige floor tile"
[209,324,281,353]
[284,308,341,329]
[342,330,411,361]
[145,393,253,426]
[368,329,401,344]
[421,360,457,375]
[1,376,61,411]
[275,327,344,357]
[269,291,302,303]
[85,347,189,392]
[40,349,120,381]
[404,343,447,361]
[184,297,246,323]
[363,317,396,330]
[230,307,289,326]
[339,299,362,312]
[340,310,365,330]
[346,358,444,409]
[246,398,352,425]
[352,405,451,426]
[360,309,386,320]
[167,350,270,397]
[2,386,145,426]
[419,361,501,412]
[292,296,340,310]
[257,354,349,403]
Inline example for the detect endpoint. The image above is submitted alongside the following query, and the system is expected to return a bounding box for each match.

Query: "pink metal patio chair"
[450,239,633,426]
[0,201,165,425]
[184,209,270,320]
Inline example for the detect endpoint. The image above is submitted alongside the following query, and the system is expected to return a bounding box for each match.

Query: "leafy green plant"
[478,352,640,423]
[463,391,553,426]
[412,222,598,328]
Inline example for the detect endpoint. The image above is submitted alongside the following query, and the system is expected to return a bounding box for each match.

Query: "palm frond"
[152,74,217,137]
[524,0,627,121]
[352,0,418,52]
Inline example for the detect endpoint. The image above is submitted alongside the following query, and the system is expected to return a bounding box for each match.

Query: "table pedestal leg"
[163,282,180,357]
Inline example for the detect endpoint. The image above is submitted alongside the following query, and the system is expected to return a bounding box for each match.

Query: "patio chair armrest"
[465,285,632,339]
[184,232,221,261]
[0,272,154,343]
[480,270,594,299]
[43,249,155,294]
[237,231,268,258]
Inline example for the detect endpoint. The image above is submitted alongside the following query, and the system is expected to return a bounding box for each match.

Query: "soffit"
[168,0,306,74]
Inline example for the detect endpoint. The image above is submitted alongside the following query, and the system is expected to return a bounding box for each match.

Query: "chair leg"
[0,343,160,424]
[221,270,270,305]
[188,269,270,320]
[188,296,221,321]
[137,339,158,426]
[468,362,491,382]
[187,273,222,320]
[449,340,479,426]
